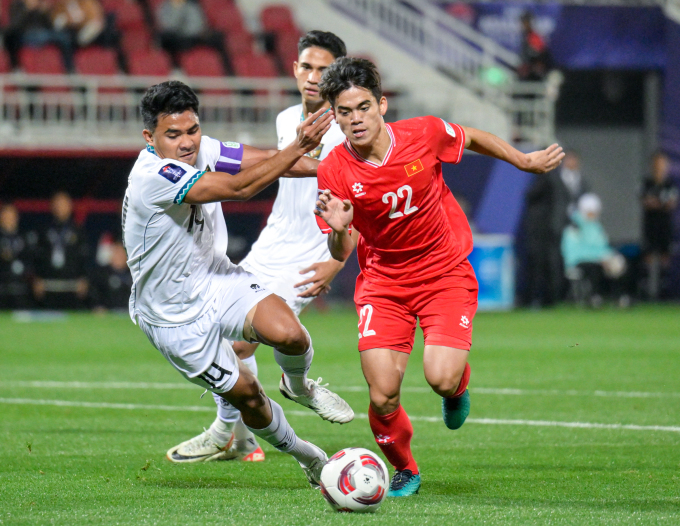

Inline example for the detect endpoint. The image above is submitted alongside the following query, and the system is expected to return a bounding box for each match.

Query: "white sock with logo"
[246,399,323,466]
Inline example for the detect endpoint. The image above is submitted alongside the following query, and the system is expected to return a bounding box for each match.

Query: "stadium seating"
[202,0,245,32]
[231,52,278,78]
[120,28,152,58]
[179,47,225,77]
[275,31,302,72]
[0,49,10,74]
[19,46,67,75]
[127,49,172,76]
[224,30,254,58]
[260,5,297,34]
[107,0,147,32]
[75,48,120,75]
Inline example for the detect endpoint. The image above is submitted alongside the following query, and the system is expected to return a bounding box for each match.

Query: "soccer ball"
[319,447,388,513]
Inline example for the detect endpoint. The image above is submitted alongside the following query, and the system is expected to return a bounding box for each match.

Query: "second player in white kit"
[167,31,351,464]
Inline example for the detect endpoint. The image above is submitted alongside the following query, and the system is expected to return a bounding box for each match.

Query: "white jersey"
[241,104,345,275]
[123,136,244,327]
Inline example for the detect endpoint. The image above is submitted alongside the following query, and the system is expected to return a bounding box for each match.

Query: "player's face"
[333,87,388,148]
[294,46,336,105]
[143,110,201,167]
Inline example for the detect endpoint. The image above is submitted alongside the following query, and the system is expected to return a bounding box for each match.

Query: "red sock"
[450,362,471,398]
[368,404,418,474]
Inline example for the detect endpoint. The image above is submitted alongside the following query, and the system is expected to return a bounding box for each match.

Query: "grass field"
[1,305,679,525]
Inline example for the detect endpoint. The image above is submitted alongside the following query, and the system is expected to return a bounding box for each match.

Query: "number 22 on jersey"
[382,185,418,219]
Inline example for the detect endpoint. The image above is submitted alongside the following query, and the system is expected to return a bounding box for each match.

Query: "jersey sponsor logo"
[459,315,470,329]
[404,159,424,177]
[158,163,186,183]
[352,182,366,197]
[222,141,240,149]
[441,118,457,138]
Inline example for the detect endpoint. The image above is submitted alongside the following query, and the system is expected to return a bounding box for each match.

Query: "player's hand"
[315,189,353,233]
[295,107,333,155]
[522,143,565,174]
[294,258,345,298]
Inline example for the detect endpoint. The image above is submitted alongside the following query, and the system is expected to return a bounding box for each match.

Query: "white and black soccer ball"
[319,447,388,513]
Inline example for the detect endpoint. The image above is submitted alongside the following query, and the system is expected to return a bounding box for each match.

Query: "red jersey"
[317,116,473,286]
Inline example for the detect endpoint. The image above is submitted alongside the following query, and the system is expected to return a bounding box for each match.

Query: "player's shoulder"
[132,147,194,185]
[392,115,448,136]
[276,103,303,126]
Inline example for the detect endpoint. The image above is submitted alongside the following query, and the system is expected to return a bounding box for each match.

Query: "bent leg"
[423,345,469,397]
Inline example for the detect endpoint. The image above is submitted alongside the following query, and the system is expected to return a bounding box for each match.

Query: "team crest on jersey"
[352,182,366,197]
[404,159,424,177]
[305,144,323,160]
[158,163,186,183]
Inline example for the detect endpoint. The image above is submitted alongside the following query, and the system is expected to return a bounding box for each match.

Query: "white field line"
[1,397,680,434]
[2,380,680,399]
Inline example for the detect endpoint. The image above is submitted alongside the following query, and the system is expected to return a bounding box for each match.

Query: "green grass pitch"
[1,305,679,525]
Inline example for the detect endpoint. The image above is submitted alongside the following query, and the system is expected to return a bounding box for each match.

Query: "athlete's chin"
[178,152,197,165]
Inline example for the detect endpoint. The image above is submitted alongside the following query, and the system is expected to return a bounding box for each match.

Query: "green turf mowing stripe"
[3,397,680,433]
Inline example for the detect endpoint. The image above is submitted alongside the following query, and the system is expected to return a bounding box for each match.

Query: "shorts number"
[358,304,376,338]
[381,185,418,219]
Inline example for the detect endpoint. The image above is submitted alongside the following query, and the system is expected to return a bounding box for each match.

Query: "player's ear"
[293,61,299,78]
[379,96,388,117]
[142,129,154,147]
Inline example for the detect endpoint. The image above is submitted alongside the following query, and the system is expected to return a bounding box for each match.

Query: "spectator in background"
[4,0,75,72]
[518,11,551,82]
[562,193,628,308]
[522,151,587,307]
[51,0,108,48]
[641,151,678,299]
[156,0,227,70]
[90,240,131,311]
[0,204,37,309]
[33,192,90,309]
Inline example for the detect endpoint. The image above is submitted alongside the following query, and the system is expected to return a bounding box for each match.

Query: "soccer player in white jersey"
[167,31,350,463]
[123,80,351,486]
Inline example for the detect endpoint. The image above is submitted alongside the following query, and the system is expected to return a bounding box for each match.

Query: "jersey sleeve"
[202,136,245,174]
[145,159,207,208]
[428,116,466,165]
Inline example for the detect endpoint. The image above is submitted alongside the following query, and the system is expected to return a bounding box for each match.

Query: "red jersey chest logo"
[404,159,424,177]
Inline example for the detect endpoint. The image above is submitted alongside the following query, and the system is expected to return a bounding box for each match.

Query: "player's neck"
[353,123,391,165]
[301,99,328,117]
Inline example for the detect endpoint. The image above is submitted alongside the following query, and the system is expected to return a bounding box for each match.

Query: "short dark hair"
[140,81,199,132]
[298,30,347,60]
[319,57,382,107]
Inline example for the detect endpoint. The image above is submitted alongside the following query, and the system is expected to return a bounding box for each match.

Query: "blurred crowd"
[0,192,130,311]
[522,150,678,308]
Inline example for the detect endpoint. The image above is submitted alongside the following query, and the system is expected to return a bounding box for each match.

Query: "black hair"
[319,57,382,108]
[298,30,347,60]
[140,81,199,132]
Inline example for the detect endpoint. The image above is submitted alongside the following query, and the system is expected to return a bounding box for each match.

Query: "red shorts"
[354,259,478,353]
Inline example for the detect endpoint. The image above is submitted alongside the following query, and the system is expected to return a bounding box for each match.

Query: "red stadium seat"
[179,47,224,77]
[1,0,10,27]
[260,5,297,34]
[0,49,11,73]
[224,29,254,58]
[275,31,302,71]
[127,49,172,76]
[75,47,119,75]
[111,0,147,31]
[120,27,152,57]
[202,0,245,32]
[232,52,278,78]
[19,46,66,74]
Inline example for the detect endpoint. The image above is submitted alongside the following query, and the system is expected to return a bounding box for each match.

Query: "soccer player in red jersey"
[314,58,565,497]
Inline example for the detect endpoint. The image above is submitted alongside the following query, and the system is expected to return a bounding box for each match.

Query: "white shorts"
[239,257,315,317]
[138,264,273,393]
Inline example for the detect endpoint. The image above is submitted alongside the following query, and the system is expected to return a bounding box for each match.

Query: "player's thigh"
[360,348,410,413]
[355,282,417,354]
[138,310,240,394]
[422,345,469,394]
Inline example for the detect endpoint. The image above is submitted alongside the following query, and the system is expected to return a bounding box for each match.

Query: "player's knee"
[426,370,463,397]
[276,323,309,354]
[369,388,400,414]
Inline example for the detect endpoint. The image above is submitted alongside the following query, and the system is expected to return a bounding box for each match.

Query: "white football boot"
[166,428,234,463]
[298,444,328,489]
[279,376,354,424]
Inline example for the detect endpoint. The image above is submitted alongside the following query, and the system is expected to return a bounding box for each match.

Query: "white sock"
[273,331,314,396]
[208,416,235,447]
[213,392,241,424]
[233,418,256,451]
[246,399,323,466]
[241,354,258,376]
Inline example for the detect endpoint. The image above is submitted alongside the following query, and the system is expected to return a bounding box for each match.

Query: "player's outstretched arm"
[241,145,320,178]
[315,189,355,262]
[184,108,332,204]
[461,126,565,174]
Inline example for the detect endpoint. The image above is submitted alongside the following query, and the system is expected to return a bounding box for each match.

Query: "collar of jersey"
[343,124,395,168]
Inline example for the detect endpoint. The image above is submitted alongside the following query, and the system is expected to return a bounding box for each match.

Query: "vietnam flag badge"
[404,159,424,177]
